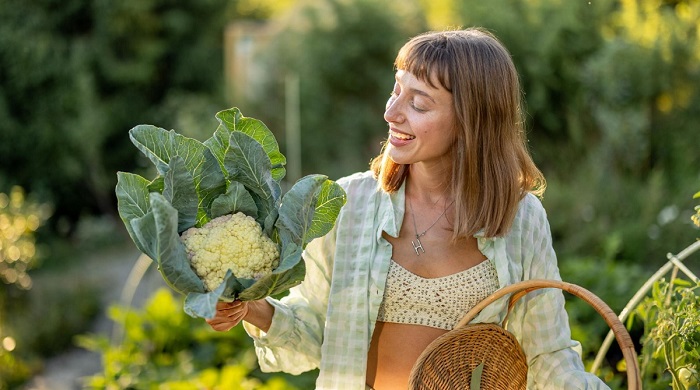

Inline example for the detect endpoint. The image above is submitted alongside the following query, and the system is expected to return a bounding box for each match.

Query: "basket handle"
[454,279,641,390]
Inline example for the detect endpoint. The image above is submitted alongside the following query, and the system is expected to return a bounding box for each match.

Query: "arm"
[240,223,337,375]
[508,197,610,389]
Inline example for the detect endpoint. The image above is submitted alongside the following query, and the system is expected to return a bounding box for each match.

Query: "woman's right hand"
[206,300,249,332]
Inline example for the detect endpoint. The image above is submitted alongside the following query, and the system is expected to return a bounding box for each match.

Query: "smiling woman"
[206,28,611,390]
[384,69,457,168]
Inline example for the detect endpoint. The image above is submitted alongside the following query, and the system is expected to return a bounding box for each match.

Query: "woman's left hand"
[205,300,249,332]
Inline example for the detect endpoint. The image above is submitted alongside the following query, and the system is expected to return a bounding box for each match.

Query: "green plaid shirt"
[244,171,610,390]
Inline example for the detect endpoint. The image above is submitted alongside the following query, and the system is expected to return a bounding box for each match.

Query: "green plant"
[77,287,314,389]
[631,278,700,389]
[0,185,52,389]
[0,270,101,389]
[0,346,32,390]
[0,186,52,290]
[250,0,427,180]
[115,107,346,318]
[0,0,241,237]
[558,244,646,389]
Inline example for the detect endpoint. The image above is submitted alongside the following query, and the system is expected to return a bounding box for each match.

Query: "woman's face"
[384,69,456,168]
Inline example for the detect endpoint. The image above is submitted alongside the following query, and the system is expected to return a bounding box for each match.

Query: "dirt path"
[21,245,166,390]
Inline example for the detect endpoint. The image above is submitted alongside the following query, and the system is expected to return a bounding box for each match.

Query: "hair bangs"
[394,33,453,92]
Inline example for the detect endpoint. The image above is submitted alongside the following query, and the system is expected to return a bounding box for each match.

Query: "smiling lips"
[389,129,415,141]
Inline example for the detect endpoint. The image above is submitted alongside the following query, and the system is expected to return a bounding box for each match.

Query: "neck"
[407,164,452,206]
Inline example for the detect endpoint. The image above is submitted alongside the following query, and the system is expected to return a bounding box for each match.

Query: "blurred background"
[0,0,699,389]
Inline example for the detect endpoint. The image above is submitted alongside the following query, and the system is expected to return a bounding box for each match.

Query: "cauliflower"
[181,212,280,291]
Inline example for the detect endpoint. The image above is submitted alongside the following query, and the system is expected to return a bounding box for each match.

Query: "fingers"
[206,300,249,332]
[206,317,239,332]
[215,300,247,316]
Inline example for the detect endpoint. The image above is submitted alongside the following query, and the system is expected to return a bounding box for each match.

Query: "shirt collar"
[377,180,405,239]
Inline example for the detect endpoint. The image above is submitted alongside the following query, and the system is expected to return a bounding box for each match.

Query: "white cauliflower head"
[180,212,280,292]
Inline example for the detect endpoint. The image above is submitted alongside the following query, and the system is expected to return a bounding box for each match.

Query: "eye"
[411,102,427,113]
[411,97,428,112]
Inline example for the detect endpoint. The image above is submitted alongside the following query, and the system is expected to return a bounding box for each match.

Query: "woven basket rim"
[408,279,642,390]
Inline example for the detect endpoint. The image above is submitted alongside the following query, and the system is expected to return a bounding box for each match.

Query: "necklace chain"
[407,197,454,256]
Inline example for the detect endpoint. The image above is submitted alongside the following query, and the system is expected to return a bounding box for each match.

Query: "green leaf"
[262,206,279,238]
[210,181,258,219]
[116,172,152,256]
[183,276,229,319]
[693,191,700,199]
[268,175,345,288]
[205,108,245,169]
[129,125,226,226]
[184,270,258,318]
[275,241,303,274]
[149,192,205,295]
[163,156,198,232]
[224,131,281,227]
[211,107,286,182]
[673,278,693,288]
[225,131,281,200]
[275,175,325,246]
[125,205,169,267]
[471,362,484,390]
[221,271,256,298]
[148,176,165,193]
[130,211,158,261]
[116,172,151,225]
[305,178,347,243]
[236,260,306,301]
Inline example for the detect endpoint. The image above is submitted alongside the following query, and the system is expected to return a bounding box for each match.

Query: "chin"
[387,152,412,166]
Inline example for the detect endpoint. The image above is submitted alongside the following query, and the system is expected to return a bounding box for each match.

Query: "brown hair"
[370,28,546,238]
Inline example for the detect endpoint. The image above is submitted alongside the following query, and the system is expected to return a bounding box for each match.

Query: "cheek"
[434,122,458,151]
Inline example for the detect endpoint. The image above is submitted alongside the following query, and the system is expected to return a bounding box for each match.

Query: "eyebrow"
[410,88,436,104]
[395,74,437,104]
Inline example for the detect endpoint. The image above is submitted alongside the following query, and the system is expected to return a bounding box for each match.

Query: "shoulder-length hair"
[370,28,546,238]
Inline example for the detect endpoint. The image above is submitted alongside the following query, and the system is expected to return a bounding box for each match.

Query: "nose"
[384,95,404,124]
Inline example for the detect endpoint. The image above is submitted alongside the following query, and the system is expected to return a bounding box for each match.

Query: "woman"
[207,28,609,389]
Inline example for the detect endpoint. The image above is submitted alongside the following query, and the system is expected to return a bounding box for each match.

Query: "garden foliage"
[632,278,700,389]
[77,287,317,389]
[1,0,699,388]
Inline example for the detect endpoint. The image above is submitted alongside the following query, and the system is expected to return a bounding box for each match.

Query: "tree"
[0,0,240,236]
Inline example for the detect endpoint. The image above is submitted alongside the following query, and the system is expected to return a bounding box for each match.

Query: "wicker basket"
[408,279,642,390]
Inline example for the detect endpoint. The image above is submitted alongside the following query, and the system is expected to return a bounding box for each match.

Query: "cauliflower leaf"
[116,107,346,319]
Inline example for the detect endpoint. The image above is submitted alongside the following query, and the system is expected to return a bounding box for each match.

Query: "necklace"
[407,197,455,256]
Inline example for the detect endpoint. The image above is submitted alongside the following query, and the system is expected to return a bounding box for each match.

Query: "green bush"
[248,0,428,181]
[0,0,237,237]
[631,278,700,390]
[454,0,700,265]
[77,288,317,389]
[0,272,101,389]
[558,246,646,389]
[0,185,54,389]
[0,186,52,289]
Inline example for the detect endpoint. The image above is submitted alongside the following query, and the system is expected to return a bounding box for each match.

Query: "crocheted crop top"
[376,259,499,330]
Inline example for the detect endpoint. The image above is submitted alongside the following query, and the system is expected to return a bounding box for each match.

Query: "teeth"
[390,130,415,140]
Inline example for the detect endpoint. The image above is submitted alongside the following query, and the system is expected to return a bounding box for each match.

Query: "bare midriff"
[366,321,448,389]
